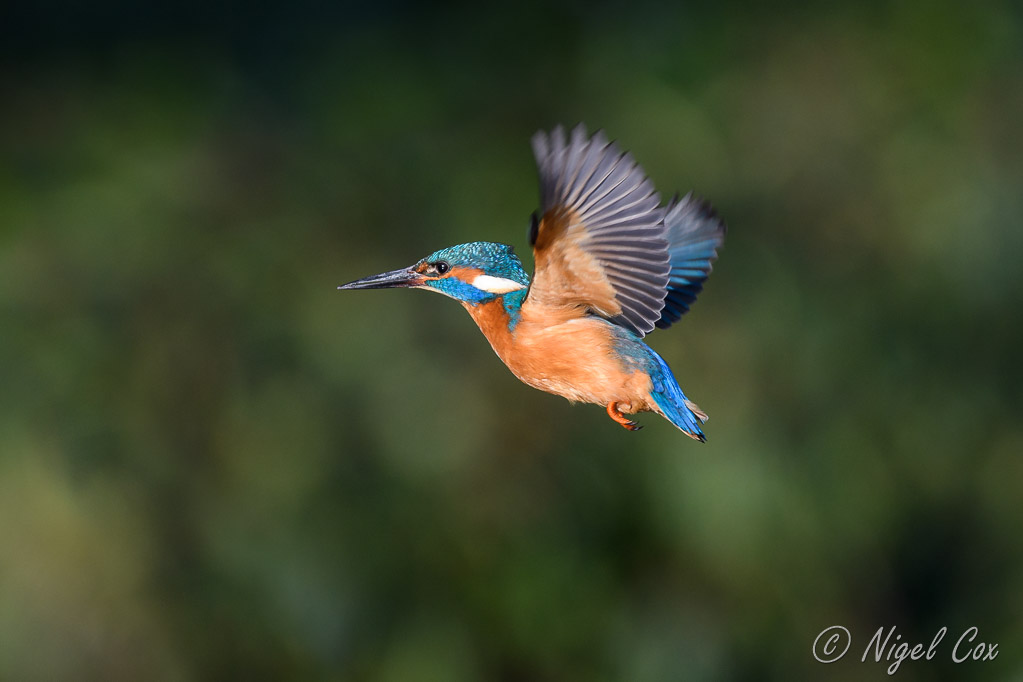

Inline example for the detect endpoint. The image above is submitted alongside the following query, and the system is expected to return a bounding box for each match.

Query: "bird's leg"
[607,402,642,431]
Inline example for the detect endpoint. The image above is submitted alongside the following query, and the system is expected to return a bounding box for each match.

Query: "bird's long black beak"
[337,267,421,290]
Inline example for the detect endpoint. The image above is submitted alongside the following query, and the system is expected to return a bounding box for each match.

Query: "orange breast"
[463,299,654,411]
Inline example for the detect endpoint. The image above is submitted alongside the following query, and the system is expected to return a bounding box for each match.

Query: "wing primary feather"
[604,265,669,287]
[572,129,611,201]
[530,124,678,336]
[576,140,619,208]
[560,125,598,209]
[614,287,666,313]
[550,126,571,202]
[574,153,636,217]
[652,192,727,330]
[587,178,657,216]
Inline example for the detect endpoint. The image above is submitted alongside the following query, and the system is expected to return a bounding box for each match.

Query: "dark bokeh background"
[2,1,1022,680]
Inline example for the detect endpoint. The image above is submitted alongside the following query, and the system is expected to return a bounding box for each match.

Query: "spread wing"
[655,193,727,330]
[527,124,670,337]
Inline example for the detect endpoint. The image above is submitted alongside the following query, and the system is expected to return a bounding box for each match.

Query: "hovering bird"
[339,125,726,440]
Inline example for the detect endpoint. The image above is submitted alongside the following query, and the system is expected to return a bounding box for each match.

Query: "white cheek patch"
[471,275,526,294]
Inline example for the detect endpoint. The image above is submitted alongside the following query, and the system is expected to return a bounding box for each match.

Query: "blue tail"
[647,350,709,442]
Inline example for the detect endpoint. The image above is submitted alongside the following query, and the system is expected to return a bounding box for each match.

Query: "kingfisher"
[339,125,726,440]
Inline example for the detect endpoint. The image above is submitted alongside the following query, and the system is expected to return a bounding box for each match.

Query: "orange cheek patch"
[448,266,484,281]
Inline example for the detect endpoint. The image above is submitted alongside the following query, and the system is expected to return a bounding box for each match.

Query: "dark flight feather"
[655,193,727,330]
[529,124,671,336]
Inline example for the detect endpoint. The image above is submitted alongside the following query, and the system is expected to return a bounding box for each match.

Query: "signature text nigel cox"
[813,625,998,674]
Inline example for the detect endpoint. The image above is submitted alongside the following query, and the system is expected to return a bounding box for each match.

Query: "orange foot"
[607,402,642,431]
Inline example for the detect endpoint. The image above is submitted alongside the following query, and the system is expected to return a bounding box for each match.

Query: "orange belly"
[463,299,655,412]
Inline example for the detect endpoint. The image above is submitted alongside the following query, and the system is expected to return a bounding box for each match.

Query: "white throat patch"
[471,274,527,294]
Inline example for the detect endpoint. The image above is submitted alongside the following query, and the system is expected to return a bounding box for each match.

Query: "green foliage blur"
[2,1,1022,679]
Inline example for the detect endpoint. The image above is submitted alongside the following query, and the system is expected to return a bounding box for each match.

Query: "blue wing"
[655,193,727,330]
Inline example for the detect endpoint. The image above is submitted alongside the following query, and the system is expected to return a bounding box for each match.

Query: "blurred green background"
[2,1,1022,680]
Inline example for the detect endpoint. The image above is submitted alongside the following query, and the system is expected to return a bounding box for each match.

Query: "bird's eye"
[434,261,449,274]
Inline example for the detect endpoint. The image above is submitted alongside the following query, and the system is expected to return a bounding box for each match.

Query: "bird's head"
[338,241,529,305]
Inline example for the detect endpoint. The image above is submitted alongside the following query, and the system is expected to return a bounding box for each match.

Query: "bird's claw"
[607,402,642,431]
